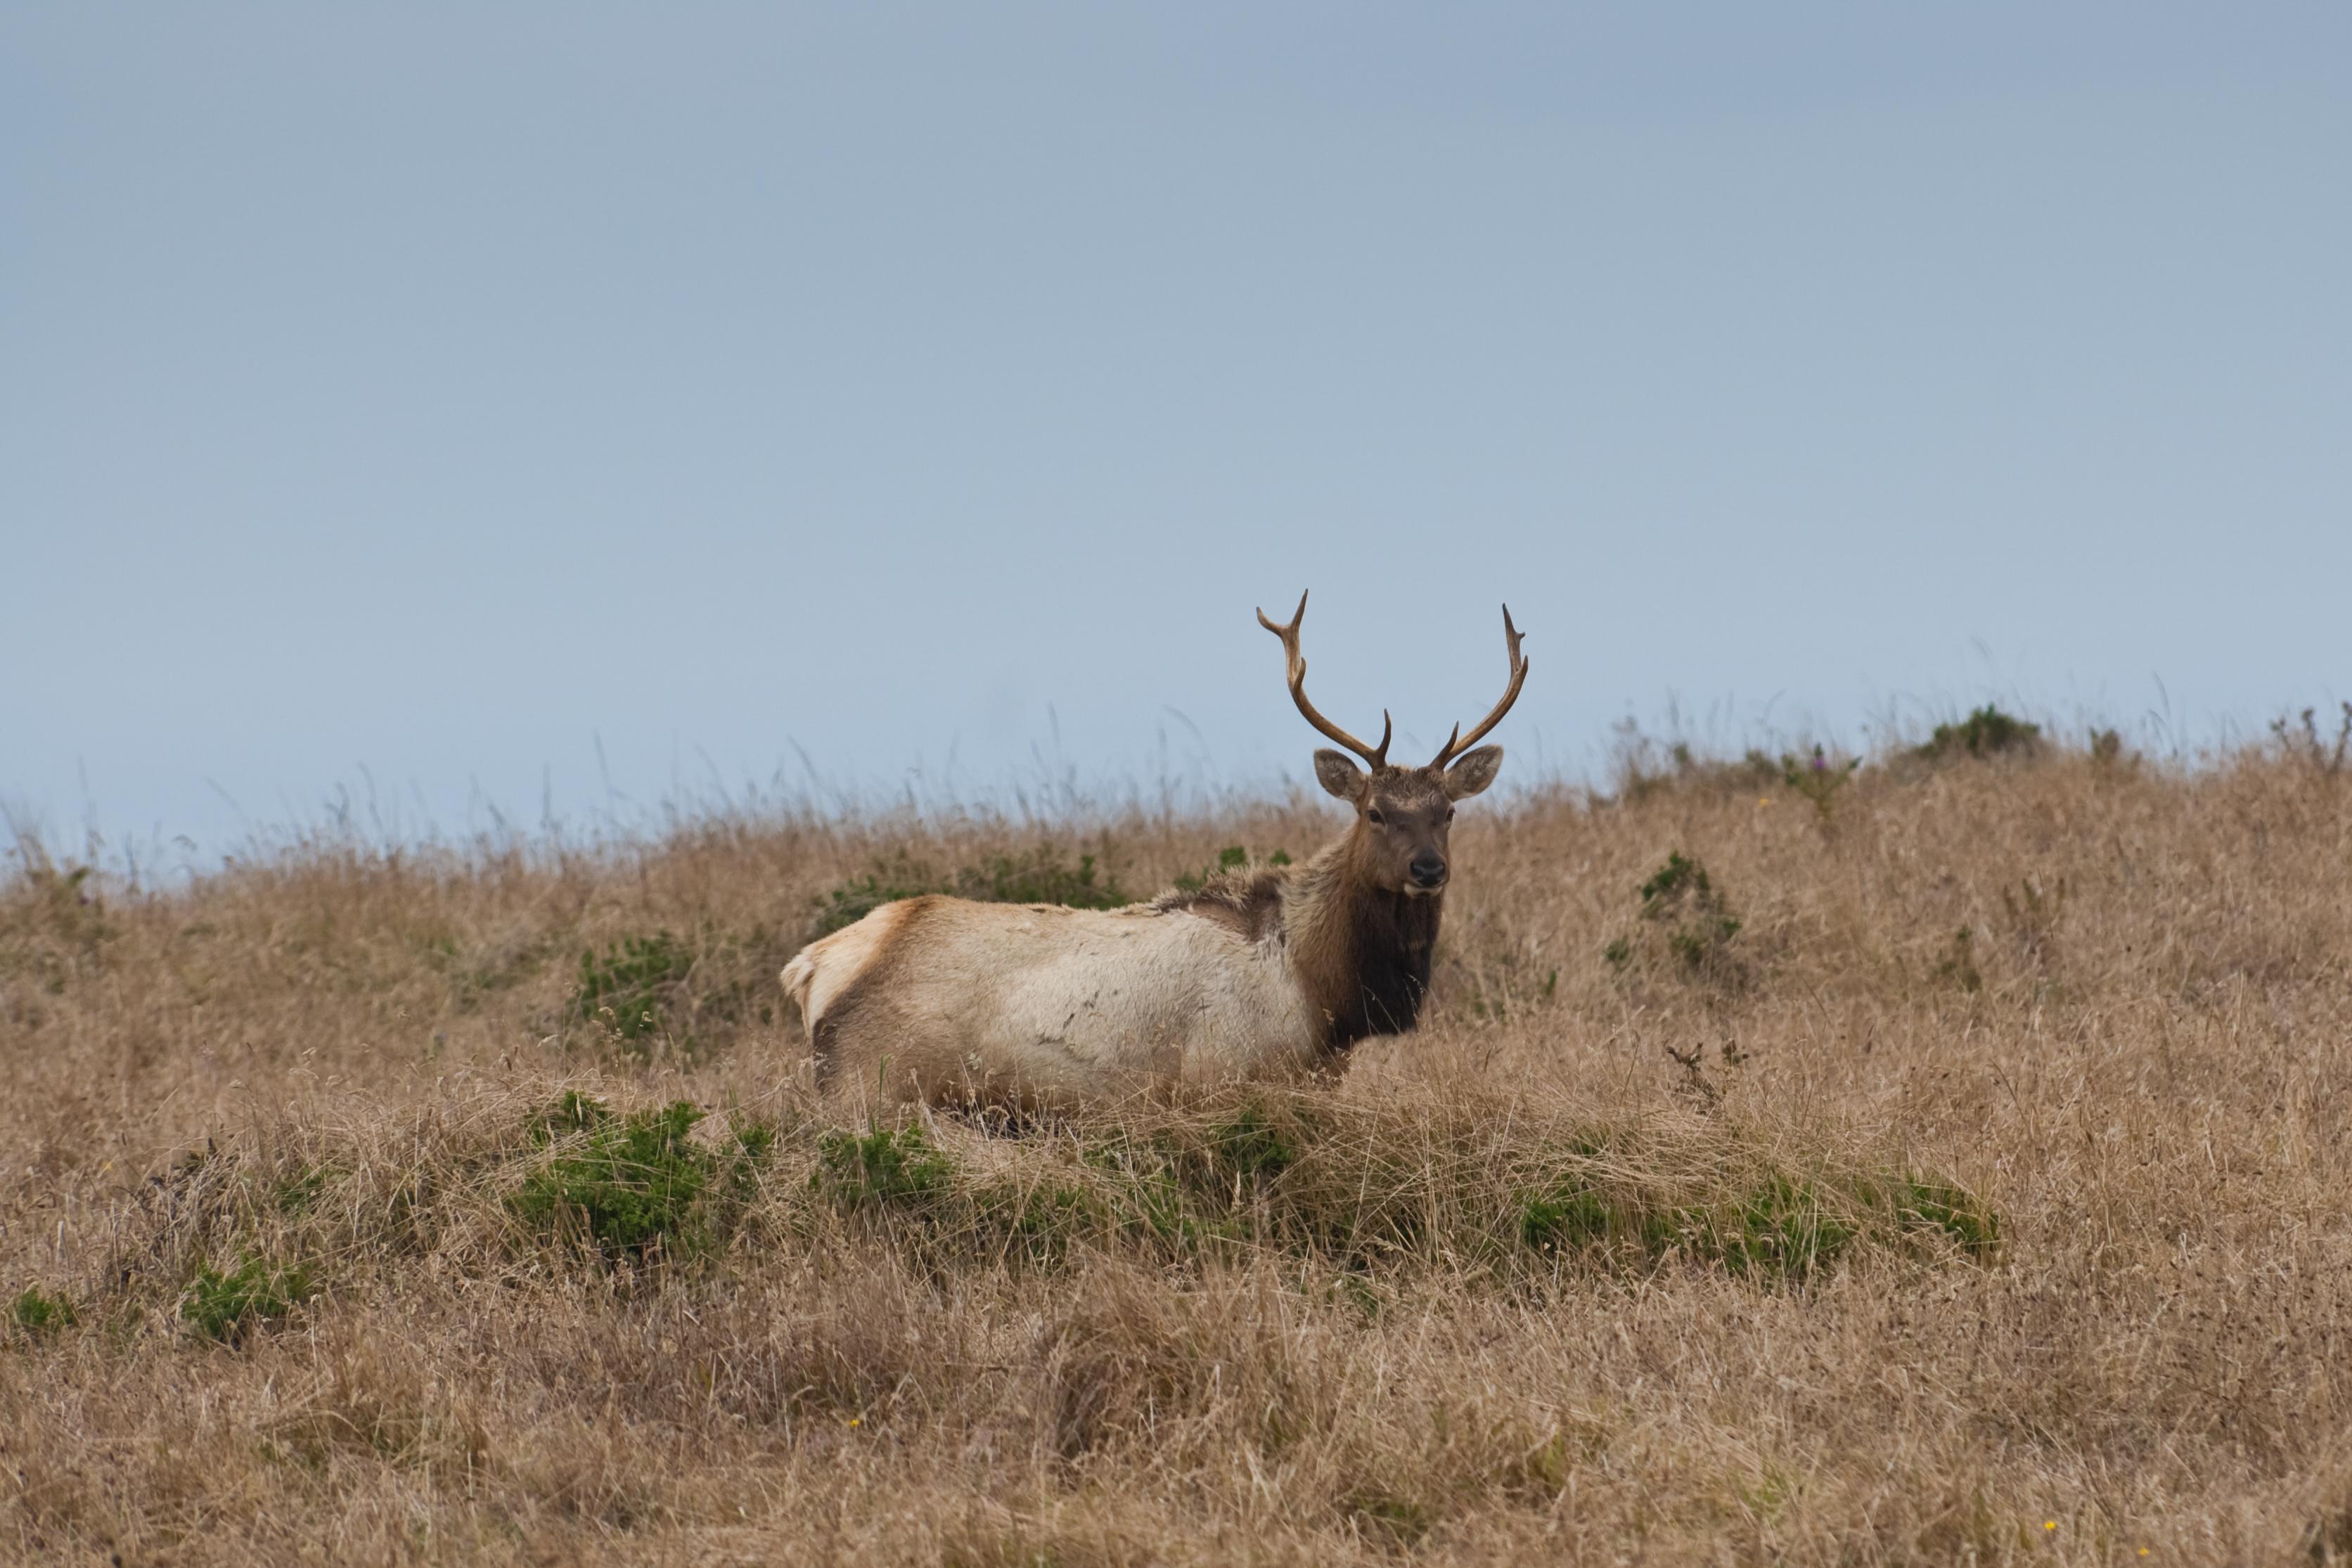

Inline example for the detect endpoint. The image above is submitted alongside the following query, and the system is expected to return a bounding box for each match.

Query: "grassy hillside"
[5,733,2351,1565]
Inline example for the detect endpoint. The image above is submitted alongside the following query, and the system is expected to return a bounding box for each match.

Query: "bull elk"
[780,591,1527,1106]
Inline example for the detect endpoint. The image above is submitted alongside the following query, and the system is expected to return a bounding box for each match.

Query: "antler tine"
[1256,589,1392,769]
[1430,603,1529,767]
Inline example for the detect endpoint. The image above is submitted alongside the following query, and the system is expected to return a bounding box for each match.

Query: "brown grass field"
[5,733,2351,1565]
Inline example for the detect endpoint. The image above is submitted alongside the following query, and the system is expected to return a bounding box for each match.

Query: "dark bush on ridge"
[1917,705,2043,762]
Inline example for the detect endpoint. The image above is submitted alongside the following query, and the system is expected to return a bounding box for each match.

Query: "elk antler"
[1256,590,1392,770]
[1429,604,1529,768]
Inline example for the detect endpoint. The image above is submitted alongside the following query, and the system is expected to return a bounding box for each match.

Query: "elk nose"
[1409,854,1448,889]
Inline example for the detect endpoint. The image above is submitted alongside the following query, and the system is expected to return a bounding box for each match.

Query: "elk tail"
[780,949,818,1022]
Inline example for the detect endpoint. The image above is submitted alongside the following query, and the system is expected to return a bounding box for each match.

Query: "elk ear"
[1313,749,1366,801]
[1444,745,1503,799]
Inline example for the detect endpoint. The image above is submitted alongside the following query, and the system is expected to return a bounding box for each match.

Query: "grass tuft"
[1605,850,1742,979]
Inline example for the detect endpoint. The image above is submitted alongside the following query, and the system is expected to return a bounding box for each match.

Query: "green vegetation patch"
[1185,1101,1301,1188]
[801,1094,1998,1284]
[1717,1176,1858,1279]
[566,925,785,1055]
[573,930,695,1043]
[1518,1184,1612,1254]
[1780,745,1861,823]
[182,1257,316,1344]
[105,1091,1996,1309]
[510,1094,774,1262]
[815,1125,955,1206]
[12,1286,77,1337]
[1604,851,1742,979]
[1891,1176,2001,1254]
[1515,1162,1988,1281]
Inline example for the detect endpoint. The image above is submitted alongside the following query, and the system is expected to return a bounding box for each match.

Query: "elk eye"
[1365,808,1385,825]
[1446,807,1456,822]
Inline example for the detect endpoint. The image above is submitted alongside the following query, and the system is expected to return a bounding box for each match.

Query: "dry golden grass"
[6,743,2352,1565]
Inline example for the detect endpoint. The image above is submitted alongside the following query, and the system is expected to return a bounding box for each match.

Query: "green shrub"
[1780,745,1861,823]
[1602,852,1741,979]
[510,1096,772,1261]
[814,1126,954,1206]
[1917,705,2043,762]
[572,931,695,1044]
[1512,1164,1993,1280]
[182,1257,314,1344]
[1638,851,1710,908]
[12,1286,76,1335]
[1517,1129,2000,1280]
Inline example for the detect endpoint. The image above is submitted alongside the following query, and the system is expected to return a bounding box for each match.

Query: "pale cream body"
[780,894,1321,1107]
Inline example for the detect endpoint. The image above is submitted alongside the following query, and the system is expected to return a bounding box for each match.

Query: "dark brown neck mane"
[1148,828,1445,1056]
[1283,835,1441,1055]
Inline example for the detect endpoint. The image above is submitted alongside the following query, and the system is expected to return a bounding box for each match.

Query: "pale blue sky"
[5,4,2348,854]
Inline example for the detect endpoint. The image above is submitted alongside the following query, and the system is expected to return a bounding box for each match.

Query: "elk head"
[1257,590,1528,897]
